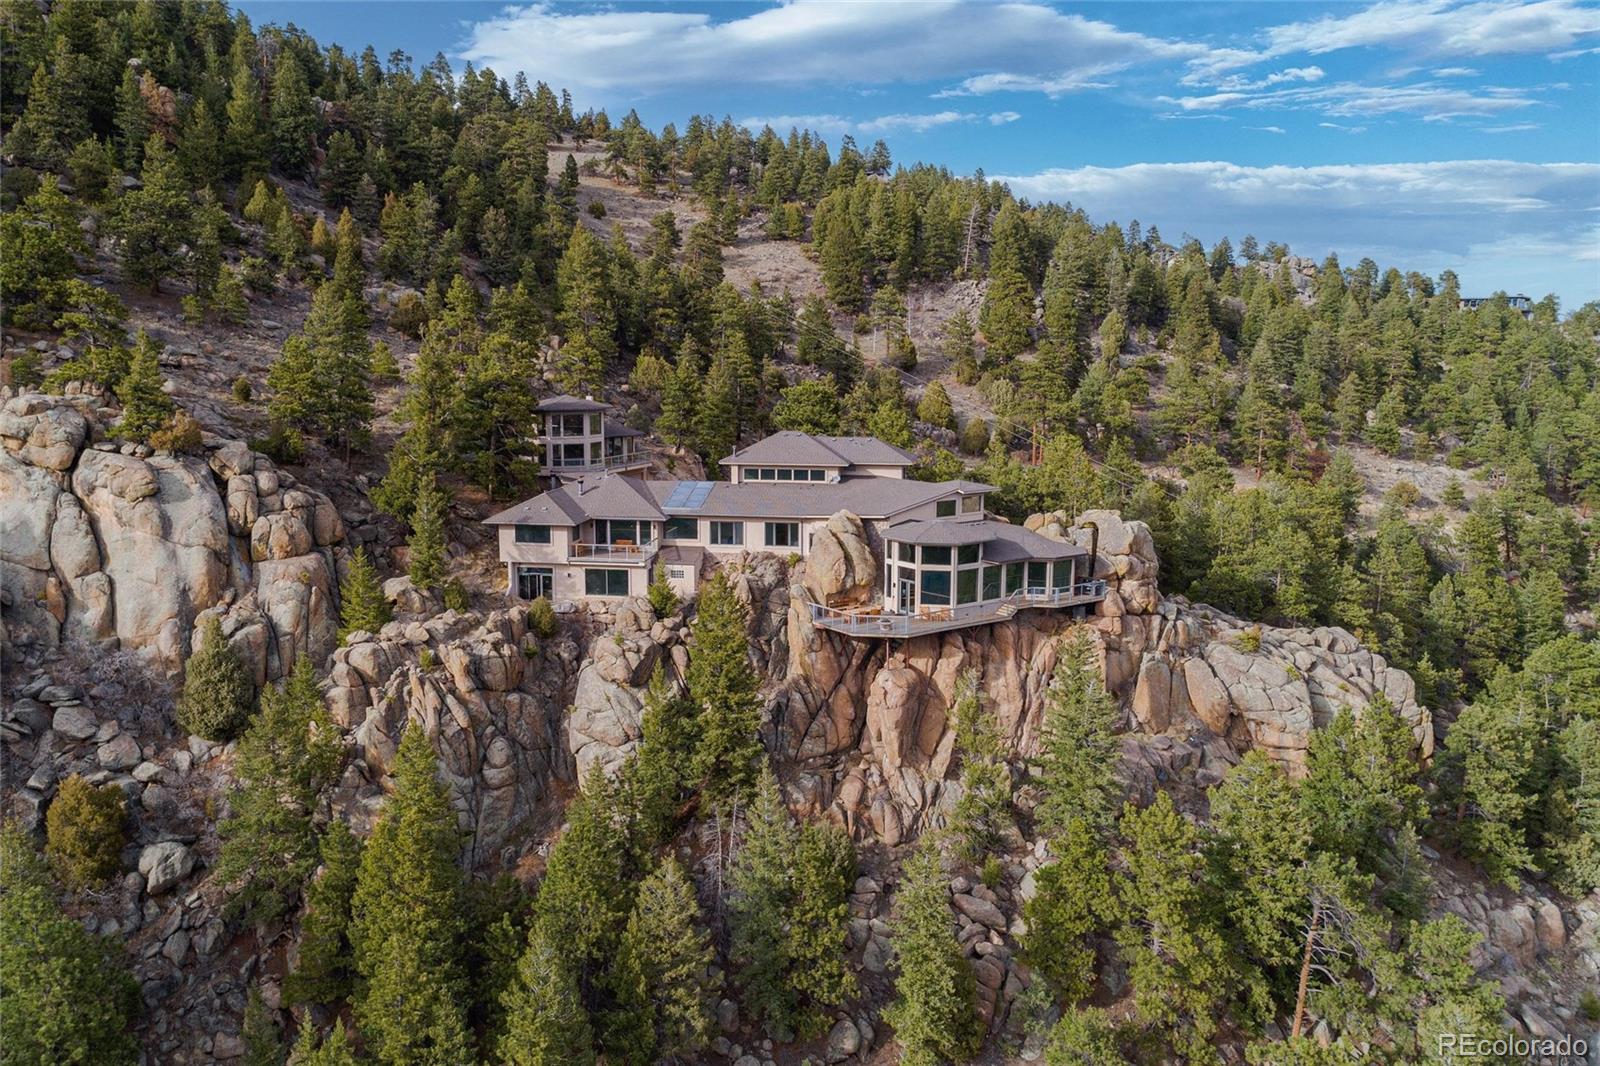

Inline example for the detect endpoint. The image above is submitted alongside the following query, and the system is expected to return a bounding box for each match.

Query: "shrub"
[176,617,256,740]
[959,418,991,455]
[45,775,127,888]
[1386,480,1421,511]
[1580,989,1600,1023]
[417,648,437,672]
[442,578,468,612]
[1441,478,1466,510]
[647,563,679,618]
[148,410,203,453]
[586,200,606,219]
[980,854,1003,890]
[232,376,253,404]
[252,424,305,465]
[389,291,428,338]
[239,255,277,293]
[527,597,558,639]
[1237,627,1262,653]
[369,339,398,379]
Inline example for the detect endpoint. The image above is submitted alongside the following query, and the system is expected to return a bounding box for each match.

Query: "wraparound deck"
[809,581,1109,638]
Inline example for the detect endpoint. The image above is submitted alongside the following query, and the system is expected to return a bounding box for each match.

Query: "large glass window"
[710,521,743,546]
[514,524,551,544]
[589,441,603,462]
[982,564,1002,600]
[957,568,978,605]
[587,413,603,434]
[1028,561,1048,590]
[584,568,630,596]
[664,517,698,541]
[765,522,800,548]
[921,545,951,567]
[777,468,793,481]
[1005,562,1024,595]
[1052,560,1072,590]
[962,495,983,514]
[936,499,957,517]
[897,542,915,563]
[554,414,586,436]
[957,544,980,566]
[601,519,640,545]
[920,569,951,606]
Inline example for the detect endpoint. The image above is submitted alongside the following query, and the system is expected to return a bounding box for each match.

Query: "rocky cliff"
[2,389,349,685]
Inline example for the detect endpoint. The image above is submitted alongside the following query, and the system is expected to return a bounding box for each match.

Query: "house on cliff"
[485,429,1107,636]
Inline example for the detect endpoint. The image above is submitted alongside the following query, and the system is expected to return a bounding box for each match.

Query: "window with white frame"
[710,521,743,546]
[765,521,800,548]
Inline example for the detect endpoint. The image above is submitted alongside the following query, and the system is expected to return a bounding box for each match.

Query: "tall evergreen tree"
[284,821,363,1007]
[269,52,317,175]
[1034,629,1121,838]
[499,925,595,1066]
[116,330,177,443]
[216,656,344,926]
[883,840,981,1066]
[686,571,763,799]
[175,614,255,740]
[1022,817,1114,1007]
[338,546,393,639]
[112,136,194,293]
[612,858,718,1061]
[349,725,471,1065]
[407,477,448,592]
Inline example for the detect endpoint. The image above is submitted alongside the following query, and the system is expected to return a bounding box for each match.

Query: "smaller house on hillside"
[1459,293,1534,320]
[486,429,1108,637]
[535,395,648,484]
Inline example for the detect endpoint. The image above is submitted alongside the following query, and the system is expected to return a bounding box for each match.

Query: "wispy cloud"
[1433,66,1481,76]
[1320,122,1370,133]
[1163,80,1540,120]
[459,1,1198,95]
[1482,121,1543,131]
[1248,125,1288,134]
[993,160,1599,300]
[737,110,1011,137]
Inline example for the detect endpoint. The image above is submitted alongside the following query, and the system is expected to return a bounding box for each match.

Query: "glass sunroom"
[877,520,1092,617]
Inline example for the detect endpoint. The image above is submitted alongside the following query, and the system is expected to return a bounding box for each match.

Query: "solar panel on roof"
[664,481,715,511]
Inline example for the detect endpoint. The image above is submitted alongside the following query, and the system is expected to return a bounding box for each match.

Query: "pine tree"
[786,821,858,1030]
[224,57,268,181]
[819,210,866,312]
[322,131,363,208]
[615,858,718,1060]
[269,52,317,175]
[1298,698,1424,868]
[883,840,981,1066]
[266,334,318,433]
[0,828,140,1065]
[687,571,763,799]
[216,657,344,925]
[349,725,471,1065]
[178,97,222,192]
[176,615,255,740]
[284,821,363,1007]
[772,377,842,434]
[1035,629,1121,838]
[242,986,285,1066]
[499,925,595,1066]
[339,547,392,639]
[916,380,956,429]
[980,204,1034,360]
[556,224,616,392]
[1113,792,1241,1059]
[407,478,448,592]
[112,136,194,293]
[728,767,800,1033]
[289,1020,358,1066]
[948,671,1013,863]
[44,775,127,889]
[528,763,631,984]
[1043,1007,1128,1065]
[114,66,150,171]
[1022,817,1114,1007]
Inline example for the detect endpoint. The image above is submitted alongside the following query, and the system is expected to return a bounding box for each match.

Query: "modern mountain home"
[487,430,1107,637]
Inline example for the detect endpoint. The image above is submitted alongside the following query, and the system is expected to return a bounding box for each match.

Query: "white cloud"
[992,159,1599,305]
[1248,125,1288,133]
[1256,0,1600,63]
[458,1,1198,95]
[736,111,1005,137]
[1482,121,1543,131]
[1319,122,1369,133]
[1162,79,1541,120]
[1434,66,1482,76]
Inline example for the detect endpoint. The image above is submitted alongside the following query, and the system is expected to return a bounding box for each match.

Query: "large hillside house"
[486,430,1108,637]
[536,395,649,484]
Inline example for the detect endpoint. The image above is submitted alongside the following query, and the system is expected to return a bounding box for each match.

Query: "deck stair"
[994,602,1019,619]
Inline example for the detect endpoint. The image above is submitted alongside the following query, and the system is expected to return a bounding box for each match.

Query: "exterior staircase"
[994,602,1019,619]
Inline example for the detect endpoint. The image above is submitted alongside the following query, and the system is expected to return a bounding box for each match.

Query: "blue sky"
[243,1,1600,308]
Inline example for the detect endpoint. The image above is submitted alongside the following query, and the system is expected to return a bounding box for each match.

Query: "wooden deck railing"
[809,581,1108,637]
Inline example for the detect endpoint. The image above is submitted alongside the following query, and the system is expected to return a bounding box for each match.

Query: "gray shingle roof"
[882,519,1086,561]
[603,418,644,439]
[644,476,993,521]
[719,432,917,469]
[484,473,665,526]
[535,394,610,413]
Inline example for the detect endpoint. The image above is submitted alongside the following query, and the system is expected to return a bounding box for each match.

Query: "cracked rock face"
[1,391,347,684]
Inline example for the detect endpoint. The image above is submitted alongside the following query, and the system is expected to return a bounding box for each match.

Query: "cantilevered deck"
[809,581,1109,638]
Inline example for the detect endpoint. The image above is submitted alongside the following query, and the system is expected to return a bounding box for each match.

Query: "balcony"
[809,581,1108,638]
[542,451,649,474]
[568,539,658,564]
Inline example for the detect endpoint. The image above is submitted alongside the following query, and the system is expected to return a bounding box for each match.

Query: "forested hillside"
[2,2,1597,1064]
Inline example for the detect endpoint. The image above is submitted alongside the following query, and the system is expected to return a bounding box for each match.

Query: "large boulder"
[803,510,878,606]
